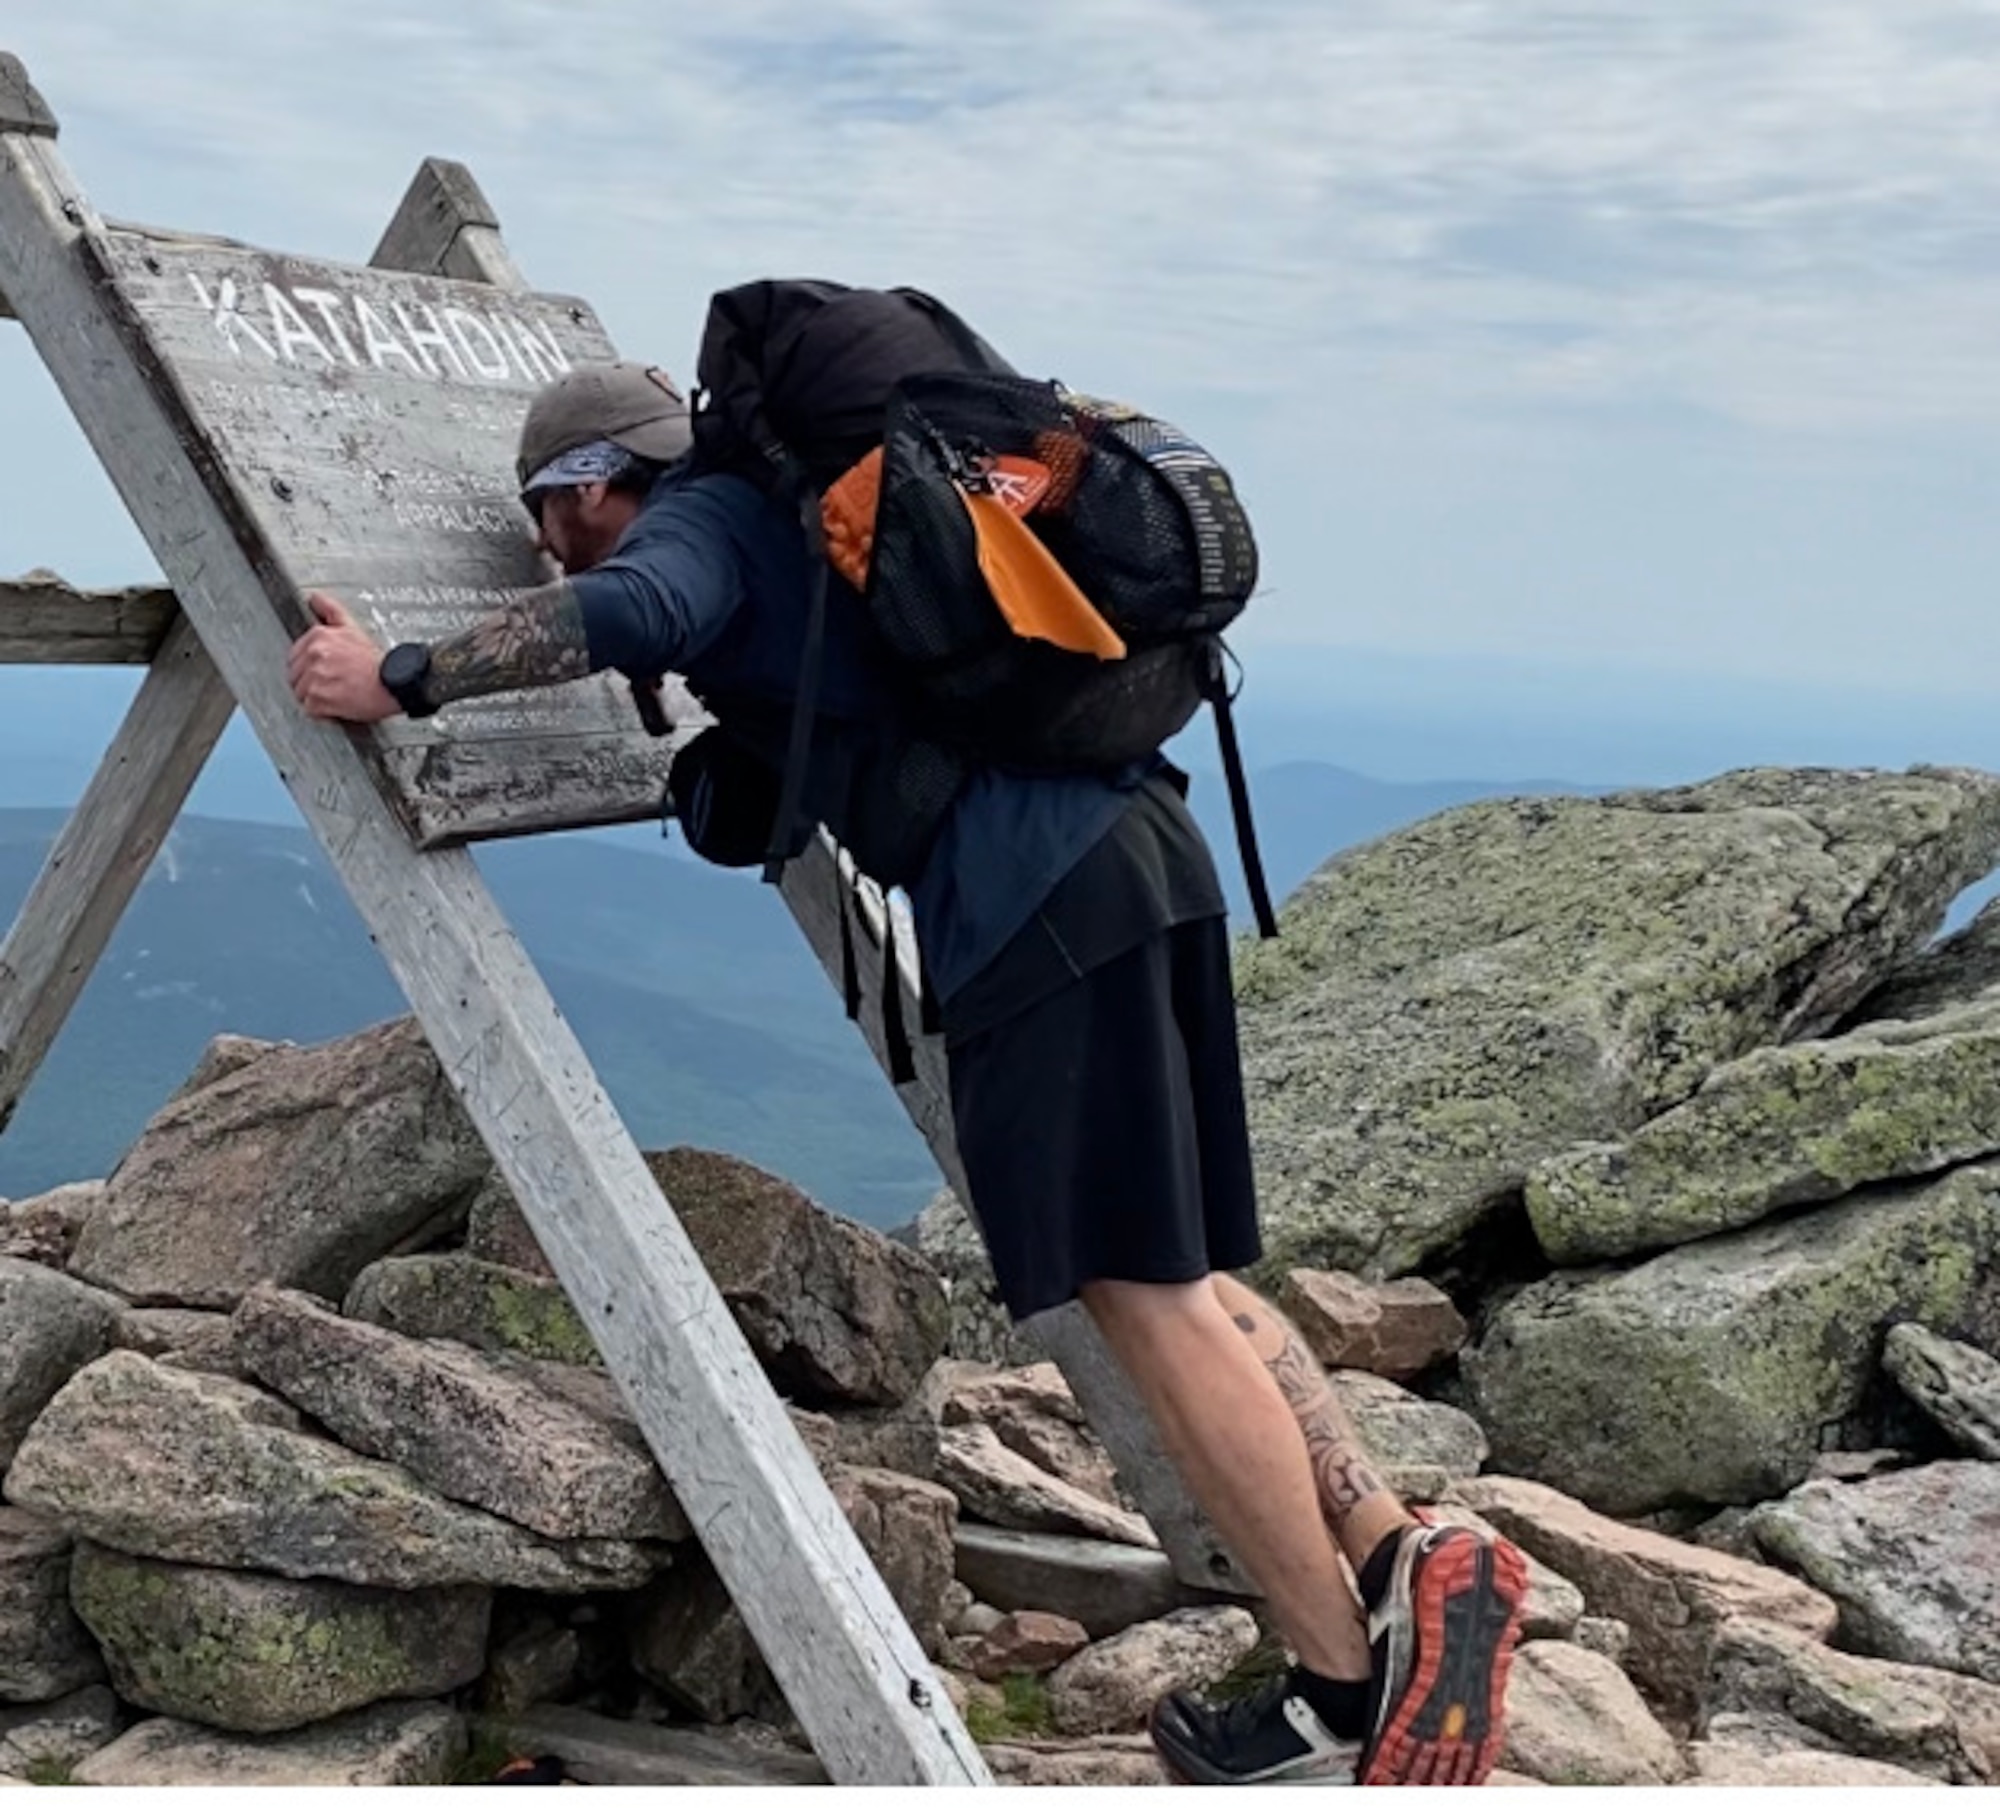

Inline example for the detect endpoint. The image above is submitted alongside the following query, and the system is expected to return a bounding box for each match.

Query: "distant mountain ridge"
[0,762,1554,1221]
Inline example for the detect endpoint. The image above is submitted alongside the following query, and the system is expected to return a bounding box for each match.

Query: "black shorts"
[946,913,1264,1321]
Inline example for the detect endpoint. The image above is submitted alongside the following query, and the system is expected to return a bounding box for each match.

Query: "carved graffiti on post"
[92,231,677,844]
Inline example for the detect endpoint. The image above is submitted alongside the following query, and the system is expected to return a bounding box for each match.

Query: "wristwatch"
[378,642,439,719]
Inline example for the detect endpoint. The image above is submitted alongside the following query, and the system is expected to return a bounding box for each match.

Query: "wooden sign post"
[0,46,1248,1777]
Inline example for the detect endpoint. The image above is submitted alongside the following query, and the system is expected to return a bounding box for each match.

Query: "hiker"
[287,346,1526,1787]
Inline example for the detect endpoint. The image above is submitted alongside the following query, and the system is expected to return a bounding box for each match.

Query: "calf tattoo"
[426,582,592,704]
[1232,1308,1388,1523]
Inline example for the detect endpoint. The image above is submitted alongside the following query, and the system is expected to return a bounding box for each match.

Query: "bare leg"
[1079,1275,1373,1680]
[1210,1272,1415,1569]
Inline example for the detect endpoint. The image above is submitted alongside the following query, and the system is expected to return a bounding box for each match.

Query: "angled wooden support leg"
[0,612,233,1130]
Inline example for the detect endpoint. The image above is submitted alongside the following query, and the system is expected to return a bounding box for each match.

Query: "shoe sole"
[1360,1528,1528,1788]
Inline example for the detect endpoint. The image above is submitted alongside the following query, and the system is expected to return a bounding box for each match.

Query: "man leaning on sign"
[287,354,1528,1789]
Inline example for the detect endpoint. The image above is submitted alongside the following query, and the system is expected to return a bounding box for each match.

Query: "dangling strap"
[1204,643,1279,940]
[881,907,918,1086]
[762,469,828,884]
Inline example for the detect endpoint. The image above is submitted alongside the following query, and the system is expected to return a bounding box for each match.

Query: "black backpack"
[681,278,1277,938]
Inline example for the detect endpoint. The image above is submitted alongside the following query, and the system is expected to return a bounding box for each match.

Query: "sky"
[4,0,2000,795]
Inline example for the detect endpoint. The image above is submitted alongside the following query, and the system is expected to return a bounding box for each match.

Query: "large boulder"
[646,1148,949,1408]
[68,1018,487,1308]
[1450,1475,1837,1716]
[1528,1003,2000,1262]
[1884,1322,2000,1459]
[1330,1370,1487,1483]
[1856,893,2000,1025]
[344,1255,599,1366]
[1703,1617,2000,1785]
[1046,1607,1260,1737]
[1463,1165,2000,1513]
[1749,1462,2000,1683]
[69,1543,489,1734]
[232,1287,685,1541]
[1498,1640,1684,1786]
[72,1702,464,1787]
[0,1512,101,1705]
[3,1353,656,1593]
[1231,768,2000,1276]
[0,1258,121,1469]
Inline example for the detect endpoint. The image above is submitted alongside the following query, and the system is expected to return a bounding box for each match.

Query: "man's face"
[533,482,639,574]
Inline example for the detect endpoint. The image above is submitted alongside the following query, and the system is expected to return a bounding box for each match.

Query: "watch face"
[382,644,428,691]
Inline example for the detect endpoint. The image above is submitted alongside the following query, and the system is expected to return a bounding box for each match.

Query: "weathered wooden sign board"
[90,231,675,845]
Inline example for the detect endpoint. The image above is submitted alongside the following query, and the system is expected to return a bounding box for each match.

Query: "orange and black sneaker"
[1358,1522,1527,1786]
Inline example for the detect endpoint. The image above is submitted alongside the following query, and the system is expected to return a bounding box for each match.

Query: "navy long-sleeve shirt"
[567,464,1147,1005]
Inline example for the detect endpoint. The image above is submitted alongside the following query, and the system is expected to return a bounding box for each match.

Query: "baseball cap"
[515,361,692,489]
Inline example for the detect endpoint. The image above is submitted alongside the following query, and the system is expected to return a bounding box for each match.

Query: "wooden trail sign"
[0,54,985,1785]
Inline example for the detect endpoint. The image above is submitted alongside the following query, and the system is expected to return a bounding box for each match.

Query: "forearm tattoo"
[1233,1309,1389,1524]
[425,581,592,705]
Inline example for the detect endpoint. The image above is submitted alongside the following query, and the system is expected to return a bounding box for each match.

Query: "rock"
[1685,1740,1945,1787]
[1749,1461,2000,1682]
[344,1253,600,1365]
[1528,1005,2000,1263]
[1884,1322,2000,1459]
[1704,1616,2000,1784]
[788,1395,942,1484]
[953,1526,1202,1641]
[911,1192,1043,1367]
[1279,1269,1468,1379]
[462,1172,554,1277]
[69,1543,489,1733]
[632,1465,958,1719]
[1570,1616,1630,1664]
[941,1579,979,1633]
[0,1258,122,1469]
[72,1701,465,1787]
[0,1686,120,1779]
[111,1306,241,1376]
[0,1511,101,1704]
[646,1147,948,1408]
[473,1705,827,1785]
[4,1353,657,1593]
[482,1627,580,1716]
[1234,768,2000,1276]
[1857,894,2000,1025]
[1423,1504,1584,1639]
[965,1611,1092,1681]
[232,1286,684,1541]
[939,1424,1157,1547]
[172,1032,287,1098]
[69,1017,487,1308]
[1451,1474,1838,1715]
[1499,1640,1684,1785]
[983,1733,1167,1786]
[941,1364,1121,1506]
[1463,1165,2000,1513]
[0,1183,102,1268]
[1329,1370,1488,1480]
[1047,1607,1260,1736]
[1810,1447,1912,1484]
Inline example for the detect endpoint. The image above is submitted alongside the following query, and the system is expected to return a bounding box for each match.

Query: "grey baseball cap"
[515,361,692,489]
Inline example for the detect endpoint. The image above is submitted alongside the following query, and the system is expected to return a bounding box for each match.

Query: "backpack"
[680,278,1277,939]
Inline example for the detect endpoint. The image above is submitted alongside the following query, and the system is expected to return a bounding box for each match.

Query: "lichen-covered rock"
[69,1017,488,1308]
[0,1258,122,1469]
[0,1183,103,1269]
[1047,1608,1260,1736]
[646,1147,949,1408]
[1856,893,2000,1025]
[0,1512,101,1705]
[232,1287,684,1541]
[1451,1475,1837,1716]
[4,1353,656,1593]
[1329,1370,1488,1481]
[1528,1005,2000,1262]
[1279,1269,1467,1379]
[1232,768,2000,1276]
[1749,1462,2000,1683]
[1703,1617,2000,1784]
[73,1701,465,1787]
[0,1686,120,1780]
[1498,1640,1684,1785]
[1464,1165,2000,1512]
[1884,1322,2000,1459]
[938,1424,1157,1548]
[344,1254,600,1366]
[69,1544,489,1734]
